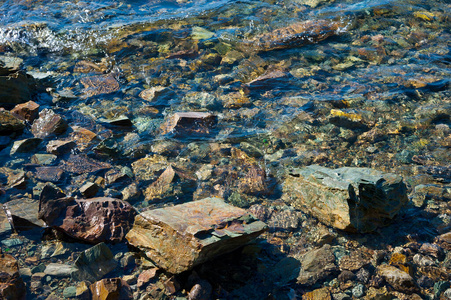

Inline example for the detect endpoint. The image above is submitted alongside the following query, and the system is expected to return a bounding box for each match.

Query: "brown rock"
[243,19,346,52]
[297,244,337,285]
[139,86,174,106]
[79,182,99,198]
[89,278,132,300]
[75,281,91,300]
[31,109,68,138]
[126,197,267,273]
[46,140,76,155]
[160,112,217,136]
[69,126,98,151]
[59,154,111,175]
[35,166,64,182]
[80,74,120,97]
[0,110,25,135]
[39,197,137,244]
[247,70,292,89]
[339,250,372,271]
[137,268,158,289]
[436,232,451,250]
[302,287,331,300]
[188,280,212,300]
[11,101,39,122]
[376,265,418,294]
[0,252,27,300]
[0,68,32,109]
[143,165,196,202]
[131,154,167,181]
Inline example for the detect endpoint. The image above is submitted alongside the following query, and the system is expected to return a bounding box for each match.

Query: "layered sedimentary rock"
[39,197,137,244]
[0,252,26,300]
[126,197,267,274]
[283,165,408,232]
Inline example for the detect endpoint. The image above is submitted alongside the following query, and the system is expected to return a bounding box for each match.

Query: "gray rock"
[10,138,42,155]
[352,283,366,298]
[2,197,45,231]
[283,165,408,232]
[376,264,418,293]
[31,154,57,166]
[72,243,117,282]
[63,286,77,298]
[44,263,74,277]
[296,244,337,285]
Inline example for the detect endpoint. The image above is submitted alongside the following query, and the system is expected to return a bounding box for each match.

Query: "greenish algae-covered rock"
[283,165,408,232]
[126,197,267,274]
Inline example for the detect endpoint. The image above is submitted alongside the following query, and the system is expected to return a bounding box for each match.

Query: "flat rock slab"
[283,165,408,233]
[126,197,267,274]
[3,197,45,231]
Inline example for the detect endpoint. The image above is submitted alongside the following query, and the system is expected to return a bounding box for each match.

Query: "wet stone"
[39,196,137,244]
[31,154,57,166]
[10,138,42,155]
[35,166,64,182]
[59,154,111,175]
[126,197,268,274]
[160,112,217,137]
[10,100,39,122]
[0,110,25,135]
[296,244,338,285]
[89,278,132,300]
[44,263,74,278]
[46,140,76,156]
[302,287,331,300]
[69,126,97,151]
[0,68,32,109]
[376,264,418,294]
[72,243,117,282]
[79,182,99,198]
[2,197,45,231]
[283,165,409,232]
[139,86,174,106]
[31,109,68,138]
[100,115,133,127]
[80,74,120,97]
[0,252,27,300]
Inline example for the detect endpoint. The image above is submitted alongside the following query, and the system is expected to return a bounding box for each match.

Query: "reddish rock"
[31,109,68,138]
[69,126,98,151]
[188,280,212,300]
[89,278,132,300]
[11,101,39,122]
[160,112,217,136]
[126,197,267,274]
[39,197,137,244]
[0,252,26,300]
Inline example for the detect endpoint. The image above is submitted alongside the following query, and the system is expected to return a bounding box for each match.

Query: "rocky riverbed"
[0,0,450,298]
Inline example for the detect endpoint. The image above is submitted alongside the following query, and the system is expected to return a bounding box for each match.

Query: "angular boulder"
[73,243,117,282]
[283,165,408,232]
[3,197,45,231]
[126,197,267,274]
[39,197,137,244]
[0,252,26,300]
[11,101,39,123]
[31,109,68,138]
[0,67,32,109]
[0,110,25,136]
[89,278,132,300]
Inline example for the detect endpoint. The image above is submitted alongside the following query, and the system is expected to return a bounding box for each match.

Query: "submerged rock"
[242,19,347,52]
[39,196,137,244]
[31,109,68,138]
[126,197,267,274]
[3,197,45,231]
[160,112,217,137]
[73,243,117,282]
[89,278,132,300]
[283,165,408,232]
[80,74,120,97]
